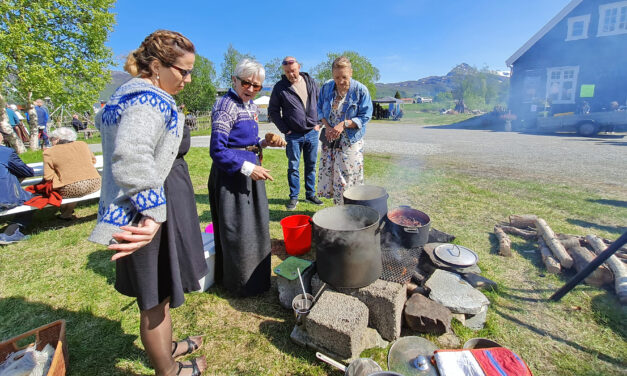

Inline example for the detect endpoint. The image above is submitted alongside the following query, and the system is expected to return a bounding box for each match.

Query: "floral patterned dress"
[317,90,364,205]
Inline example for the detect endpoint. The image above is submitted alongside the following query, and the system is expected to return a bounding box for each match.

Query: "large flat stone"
[404,293,452,334]
[464,305,488,330]
[426,269,490,314]
[305,290,369,359]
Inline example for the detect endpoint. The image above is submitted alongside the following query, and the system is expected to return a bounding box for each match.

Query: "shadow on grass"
[587,198,627,208]
[87,249,117,285]
[590,294,627,342]
[0,296,144,375]
[565,219,626,236]
[490,304,626,367]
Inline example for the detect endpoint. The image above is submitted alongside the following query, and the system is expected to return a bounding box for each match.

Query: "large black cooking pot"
[342,185,389,219]
[386,206,431,248]
[312,205,383,288]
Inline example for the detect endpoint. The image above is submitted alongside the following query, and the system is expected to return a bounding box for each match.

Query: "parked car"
[535,110,627,136]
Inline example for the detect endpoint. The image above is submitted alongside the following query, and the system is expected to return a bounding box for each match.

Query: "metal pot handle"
[403,227,420,233]
[376,220,386,235]
[316,352,347,372]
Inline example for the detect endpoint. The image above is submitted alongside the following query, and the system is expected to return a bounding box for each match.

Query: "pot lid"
[434,244,478,267]
[388,336,438,376]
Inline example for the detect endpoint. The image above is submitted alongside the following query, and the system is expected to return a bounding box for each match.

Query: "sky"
[108,0,572,83]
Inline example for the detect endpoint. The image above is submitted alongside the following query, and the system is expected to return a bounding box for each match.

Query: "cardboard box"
[196,232,216,292]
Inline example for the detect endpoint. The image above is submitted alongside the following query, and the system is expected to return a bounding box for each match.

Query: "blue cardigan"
[0,145,34,209]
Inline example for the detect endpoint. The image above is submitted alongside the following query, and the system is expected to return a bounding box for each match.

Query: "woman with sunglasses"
[89,30,207,376]
[209,59,285,297]
[317,56,373,205]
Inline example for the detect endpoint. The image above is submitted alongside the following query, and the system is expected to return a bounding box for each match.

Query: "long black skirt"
[208,164,271,297]
[115,156,208,310]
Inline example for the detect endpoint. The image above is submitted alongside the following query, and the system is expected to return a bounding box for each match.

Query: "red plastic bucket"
[280,215,312,256]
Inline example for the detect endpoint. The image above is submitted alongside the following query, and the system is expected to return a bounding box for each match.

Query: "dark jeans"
[285,129,319,200]
[38,128,50,147]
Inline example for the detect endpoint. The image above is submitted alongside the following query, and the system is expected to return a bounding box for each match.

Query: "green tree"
[264,57,283,86]
[394,91,401,99]
[219,44,255,87]
[174,54,217,113]
[0,0,115,150]
[311,51,380,98]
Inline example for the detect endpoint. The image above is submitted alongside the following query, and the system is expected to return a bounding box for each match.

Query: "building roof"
[506,0,583,67]
[373,96,402,103]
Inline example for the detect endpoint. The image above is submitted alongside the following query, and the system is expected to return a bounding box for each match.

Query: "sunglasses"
[282,59,297,65]
[170,64,193,78]
[237,76,263,91]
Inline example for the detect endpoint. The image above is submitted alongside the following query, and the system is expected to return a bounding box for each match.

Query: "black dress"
[115,126,208,310]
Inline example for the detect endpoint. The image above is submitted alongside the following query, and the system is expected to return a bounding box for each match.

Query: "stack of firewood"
[494,214,627,304]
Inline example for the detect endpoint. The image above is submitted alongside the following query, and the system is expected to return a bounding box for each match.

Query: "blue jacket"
[0,145,34,209]
[317,78,372,144]
[268,72,319,134]
[5,108,20,127]
[35,105,48,127]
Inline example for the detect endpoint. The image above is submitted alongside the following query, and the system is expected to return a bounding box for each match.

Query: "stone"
[464,305,488,330]
[311,274,406,341]
[436,332,461,348]
[428,228,456,243]
[451,313,466,325]
[404,293,452,334]
[426,269,490,315]
[361,327,389,352]
[305,290,369,359]
[277,264,316,309]
[462,273,497,291]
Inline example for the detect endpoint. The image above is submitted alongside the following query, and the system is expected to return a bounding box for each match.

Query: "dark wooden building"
[506,0,627,128]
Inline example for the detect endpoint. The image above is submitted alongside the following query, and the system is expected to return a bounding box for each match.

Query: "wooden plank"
[0,190,100,217]
[538,237,561,274]
[535,218,574,269]
[509,214,538,229]
[566,245,614,288]
[586,235,627,304]
[494,225,512,257]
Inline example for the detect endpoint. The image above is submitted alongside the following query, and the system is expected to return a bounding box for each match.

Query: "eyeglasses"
[237,76,263,91]
[282,59,297,66]
[170,64,193,78]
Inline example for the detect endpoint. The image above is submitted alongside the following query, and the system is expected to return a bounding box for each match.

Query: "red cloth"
[471,348,533,376]
[24,180,62,209]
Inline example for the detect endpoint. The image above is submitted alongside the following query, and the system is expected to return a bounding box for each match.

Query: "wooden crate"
[0,320,68,375]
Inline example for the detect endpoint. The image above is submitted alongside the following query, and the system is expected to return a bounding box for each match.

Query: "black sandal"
[172,336,200,358]
[176,358,202,376]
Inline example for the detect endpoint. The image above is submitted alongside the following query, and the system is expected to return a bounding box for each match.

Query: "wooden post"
[494,225,512,257]
[586,235,627,304]
[509,214,538,229]
[535,218,573,269]
[538,238,561,274]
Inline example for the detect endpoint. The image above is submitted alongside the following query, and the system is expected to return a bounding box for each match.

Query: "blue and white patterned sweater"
[89,78,182,245]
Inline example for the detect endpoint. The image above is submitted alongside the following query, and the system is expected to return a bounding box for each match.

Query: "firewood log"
[499,225,537,240]
[566,245,614,288]
[535,218,573,269]
[509,214,538,229]
[586,235,627,304]
[538,237,561,274]
[494,225,512,257]
[558,236,582,250]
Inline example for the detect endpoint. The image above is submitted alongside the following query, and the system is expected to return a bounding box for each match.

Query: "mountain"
[99,70,131,101]
[375,63,508,99]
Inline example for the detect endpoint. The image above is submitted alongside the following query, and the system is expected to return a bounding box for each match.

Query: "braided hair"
[124,30,195,77]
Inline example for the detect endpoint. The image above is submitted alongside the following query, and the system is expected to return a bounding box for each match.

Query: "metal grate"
[380,247,422,284]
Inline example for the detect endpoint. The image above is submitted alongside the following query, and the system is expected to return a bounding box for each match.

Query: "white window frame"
[546,66,579,104]
[566,14,590,40]
[598,1,627,36]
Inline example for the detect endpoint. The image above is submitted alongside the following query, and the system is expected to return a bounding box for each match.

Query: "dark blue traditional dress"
[208,89,271,297]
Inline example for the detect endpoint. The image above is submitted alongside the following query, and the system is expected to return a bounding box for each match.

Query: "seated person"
[44,127,101,220]
[71,114,85,131]
[0,133,34,243]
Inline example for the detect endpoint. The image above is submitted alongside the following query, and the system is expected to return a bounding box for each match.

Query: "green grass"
[1,148,626,375]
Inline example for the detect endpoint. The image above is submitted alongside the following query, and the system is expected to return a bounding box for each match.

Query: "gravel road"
[190,122,626,195]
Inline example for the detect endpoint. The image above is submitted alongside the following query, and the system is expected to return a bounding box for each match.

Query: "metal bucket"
[343,185,388,219]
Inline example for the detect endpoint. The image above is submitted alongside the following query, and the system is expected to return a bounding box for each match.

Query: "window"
[598,1,627,36]
[546,66,579,104]
[566,15,590,40]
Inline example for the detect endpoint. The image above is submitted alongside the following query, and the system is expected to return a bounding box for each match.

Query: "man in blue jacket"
[269,57,323,210]
[34,99,51,148]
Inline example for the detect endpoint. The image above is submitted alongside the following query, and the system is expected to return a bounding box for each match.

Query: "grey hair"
[50,127,77,142]
[233,59,265,82]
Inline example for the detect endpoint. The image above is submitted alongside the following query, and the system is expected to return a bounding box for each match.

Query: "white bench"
[0,155,104,217]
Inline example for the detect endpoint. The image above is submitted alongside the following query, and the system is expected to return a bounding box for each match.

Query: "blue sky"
[108,0,571,83]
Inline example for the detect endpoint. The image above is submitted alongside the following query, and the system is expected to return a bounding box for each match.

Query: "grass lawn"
[1,148,625,375]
